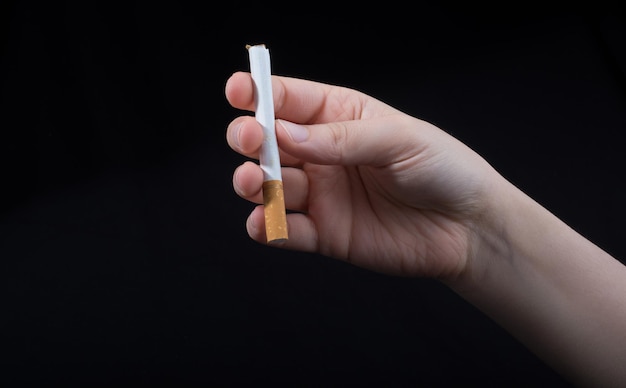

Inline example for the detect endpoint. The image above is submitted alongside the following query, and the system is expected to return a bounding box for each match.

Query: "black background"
[1,2,624,386]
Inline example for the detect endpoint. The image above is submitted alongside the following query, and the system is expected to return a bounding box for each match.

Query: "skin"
[225,71,626,386]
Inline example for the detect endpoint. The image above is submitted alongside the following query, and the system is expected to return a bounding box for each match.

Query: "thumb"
[276,116,420,167]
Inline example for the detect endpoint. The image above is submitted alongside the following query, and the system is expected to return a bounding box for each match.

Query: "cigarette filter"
[247,44,288,243]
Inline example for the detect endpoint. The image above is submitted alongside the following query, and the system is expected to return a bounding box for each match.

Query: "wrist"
[441,174,626,386]
[441,174,520,293]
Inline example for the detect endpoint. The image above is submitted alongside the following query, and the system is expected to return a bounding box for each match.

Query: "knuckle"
[328,121,350,163]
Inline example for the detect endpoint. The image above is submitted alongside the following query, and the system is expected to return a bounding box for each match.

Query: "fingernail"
[278,119,309,143]
[232,166,243,196]
[246,213,256,232]
[229,121,242,149]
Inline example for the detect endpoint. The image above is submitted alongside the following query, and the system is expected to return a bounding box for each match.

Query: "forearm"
[447,178,626,387]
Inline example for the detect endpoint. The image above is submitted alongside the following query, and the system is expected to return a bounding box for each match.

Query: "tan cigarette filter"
[262,180,288,243]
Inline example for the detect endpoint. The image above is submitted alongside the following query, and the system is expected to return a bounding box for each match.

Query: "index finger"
[224,71,396,125]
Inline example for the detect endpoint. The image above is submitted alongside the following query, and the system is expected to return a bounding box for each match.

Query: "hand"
[226,71,626,386]
[225,71,502,279]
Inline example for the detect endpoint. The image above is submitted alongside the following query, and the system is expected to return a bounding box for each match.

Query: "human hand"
[225,71,503,279]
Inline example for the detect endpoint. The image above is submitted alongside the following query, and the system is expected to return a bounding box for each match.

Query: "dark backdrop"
[1,2,624,386]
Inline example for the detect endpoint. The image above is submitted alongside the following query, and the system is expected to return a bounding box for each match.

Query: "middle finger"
[227,116,303,167]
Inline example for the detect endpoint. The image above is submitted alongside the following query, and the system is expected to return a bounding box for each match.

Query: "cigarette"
[246,44,288,244]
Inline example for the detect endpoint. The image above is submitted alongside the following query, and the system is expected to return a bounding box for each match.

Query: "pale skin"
[225,71,626,387]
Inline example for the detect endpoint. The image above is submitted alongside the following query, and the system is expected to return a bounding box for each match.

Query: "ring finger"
[233,161,309,212]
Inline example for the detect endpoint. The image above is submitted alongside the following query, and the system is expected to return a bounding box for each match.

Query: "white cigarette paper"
[247,44,288,243]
